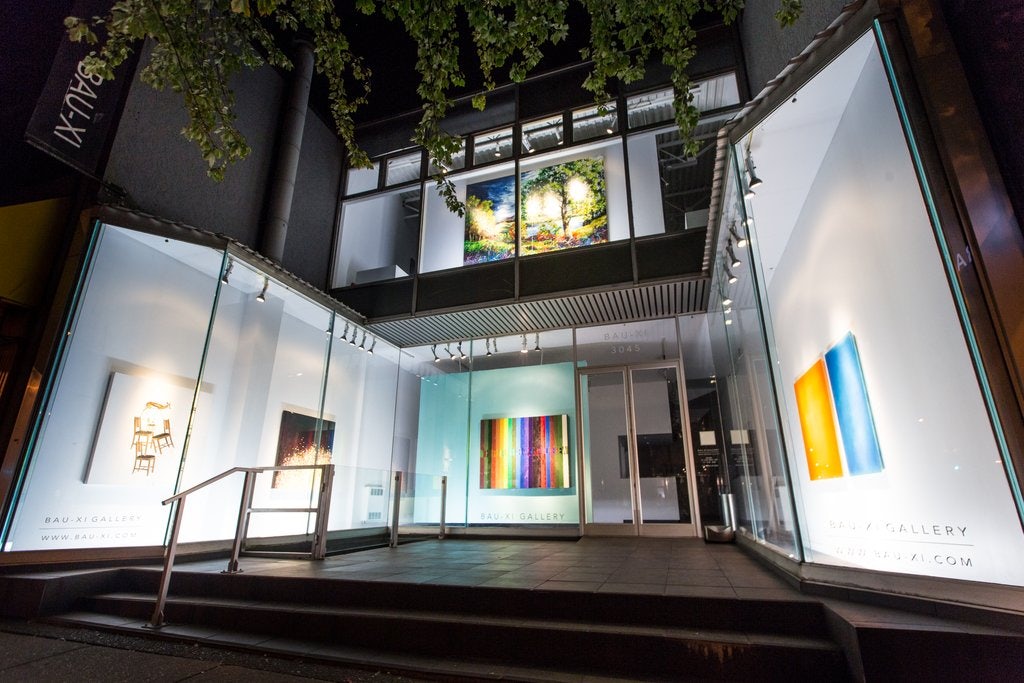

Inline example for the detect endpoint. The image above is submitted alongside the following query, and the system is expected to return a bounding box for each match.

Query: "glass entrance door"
[580,363,699,536]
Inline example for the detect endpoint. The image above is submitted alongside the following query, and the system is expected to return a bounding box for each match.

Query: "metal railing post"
[312,464,334,559]
[439,475,447,539]
[224,470,257,573]
[389,470,403,548]
[148,496,186,628]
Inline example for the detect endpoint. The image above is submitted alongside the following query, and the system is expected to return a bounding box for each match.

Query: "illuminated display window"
[572,103,618,142]
[472,127,514,165]
[385,151,422,187]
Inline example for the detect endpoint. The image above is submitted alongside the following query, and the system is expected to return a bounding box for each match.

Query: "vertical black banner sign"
[25,0,135,177]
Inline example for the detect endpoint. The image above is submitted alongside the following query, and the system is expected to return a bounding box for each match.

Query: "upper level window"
[572,103,618,142]
[627,88,675,129]
[345,161,380,195]
[428,138,467,175]
[385,152,422,187]
[522,115,564,154]
[472,127,514,165]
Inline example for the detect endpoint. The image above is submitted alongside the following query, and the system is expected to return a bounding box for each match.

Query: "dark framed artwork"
[273,410,335,489]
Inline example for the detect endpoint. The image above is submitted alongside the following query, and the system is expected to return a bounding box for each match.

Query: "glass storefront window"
[472,127,514,165]
[404,330,579,527]
[335,187,421,287]
[420,161,516,273]
[322,323,402,532]
[345,161,380,195]
[678,314,731,528]
[5,224,223,550]
[177,261,335,543]
[522,115,564,155]
[719,30,1024,584]
[518,139,629,255]
[575,319,679,367]
[385,151,422,187]
[572,103,618,142]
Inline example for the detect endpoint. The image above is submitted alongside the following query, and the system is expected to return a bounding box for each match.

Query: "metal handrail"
[148,463,334,628]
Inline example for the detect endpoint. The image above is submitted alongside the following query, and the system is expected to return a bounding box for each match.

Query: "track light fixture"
[534,333,541,352]
[727,242,742,269]
[221,259,233,284]
[725,266,738,284]
[744,147,763,198]
[728,222,748,248]
[256,277,269,302]
[432,344,440,363]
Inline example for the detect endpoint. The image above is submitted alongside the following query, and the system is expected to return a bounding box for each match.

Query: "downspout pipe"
[260,38,314,263]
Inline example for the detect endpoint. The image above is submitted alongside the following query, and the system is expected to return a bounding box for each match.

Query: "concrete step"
[117,567,836,639]
[56,586,848,681]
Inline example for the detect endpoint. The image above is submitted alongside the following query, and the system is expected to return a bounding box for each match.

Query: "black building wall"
[739,0,848,94]
[103,43,343,288]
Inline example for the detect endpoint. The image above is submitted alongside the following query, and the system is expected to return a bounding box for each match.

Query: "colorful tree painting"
[520,157,607,254]
[464,176,517,264]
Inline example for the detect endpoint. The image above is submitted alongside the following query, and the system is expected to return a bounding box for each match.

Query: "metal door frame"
[577,361,702,537]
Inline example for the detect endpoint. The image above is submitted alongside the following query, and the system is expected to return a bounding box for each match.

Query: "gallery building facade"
[2,0,1022,615]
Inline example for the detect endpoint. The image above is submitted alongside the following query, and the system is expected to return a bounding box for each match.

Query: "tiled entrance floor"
[170,537,806,600]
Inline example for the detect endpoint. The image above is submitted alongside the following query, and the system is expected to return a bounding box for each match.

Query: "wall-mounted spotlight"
[724,306,733,314]
[432,344,440,363]
[533,333,541,352]
[728,222,748,248]
[722,296,733,307]
[256,277,269,302]
[458,341,468,359]
[446,343,456,359]
[367,337,376,355]
[727,242,742,269]
[725,266,738,284]
[744,149,763,198]
[358,331,367,351]
[520,335,529,354]
[492,338,499,353]
[221,259,233,285]
[339,322,349,342]
[349,329,357,345]
[725,318,734,326]
[485,339,493,357]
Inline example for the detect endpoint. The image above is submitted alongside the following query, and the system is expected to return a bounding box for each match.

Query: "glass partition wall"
[709,28,1024,586]
[2,221,404,551]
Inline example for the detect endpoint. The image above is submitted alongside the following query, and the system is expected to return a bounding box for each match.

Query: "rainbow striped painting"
[480,415,571,489]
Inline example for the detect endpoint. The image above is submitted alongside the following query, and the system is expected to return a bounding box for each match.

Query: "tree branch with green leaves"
[66,0,801,204]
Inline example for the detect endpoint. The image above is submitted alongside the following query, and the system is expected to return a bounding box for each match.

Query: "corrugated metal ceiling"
[368,278,709,347]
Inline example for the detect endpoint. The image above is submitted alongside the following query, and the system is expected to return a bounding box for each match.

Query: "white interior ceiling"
[743,32,875,286]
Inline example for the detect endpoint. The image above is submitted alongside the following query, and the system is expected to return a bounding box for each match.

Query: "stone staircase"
[34,566,848,681]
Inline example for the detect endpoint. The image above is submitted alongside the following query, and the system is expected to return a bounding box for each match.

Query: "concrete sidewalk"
[0,619,422,683]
